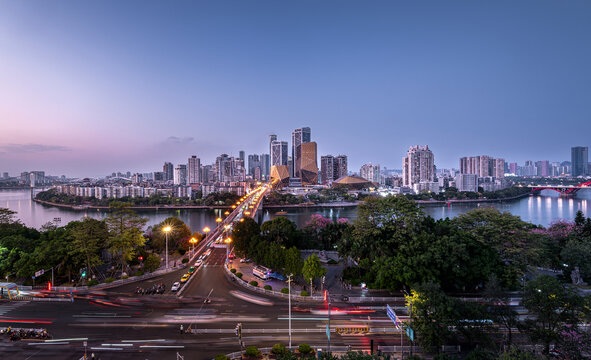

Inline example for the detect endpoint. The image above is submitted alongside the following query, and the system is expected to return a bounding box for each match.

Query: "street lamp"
[163,225,172,269]
[287,273,293,349]
[216,217,222,224]
[190,237,197,258]
[225,237,232,264]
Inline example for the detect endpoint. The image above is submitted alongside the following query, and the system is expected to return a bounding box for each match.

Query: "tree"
[0,208,18,225]
[521,275,584,354]
[105,202,147,272]
[406,281,458,354]
[143,253,161,272]
[302,254,326,295]
[261,217,300,248]
[284,247,303,277]
[232,217,261,257]
[151,217,191,252]
[483,274,518,346]
[69,218,108,280]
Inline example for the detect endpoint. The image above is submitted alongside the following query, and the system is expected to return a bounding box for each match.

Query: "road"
[0,186,410,358]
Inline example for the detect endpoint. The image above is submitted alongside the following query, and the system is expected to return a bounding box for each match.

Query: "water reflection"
[2,189,591,230]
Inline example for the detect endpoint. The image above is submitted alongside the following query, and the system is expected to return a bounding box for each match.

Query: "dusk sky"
[1,1,590,177]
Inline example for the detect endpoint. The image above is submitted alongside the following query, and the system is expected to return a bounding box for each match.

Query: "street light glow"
[163,225,172,233]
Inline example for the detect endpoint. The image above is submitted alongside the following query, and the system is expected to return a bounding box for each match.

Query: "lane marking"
[90,347,123,350]
[122,339,166,343]
[101,343,134,347]
[139,345,185,349]
[45,337,88,342]
[28,342,70,345]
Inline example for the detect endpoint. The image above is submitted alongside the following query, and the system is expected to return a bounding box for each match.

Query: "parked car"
[171,282,181,292]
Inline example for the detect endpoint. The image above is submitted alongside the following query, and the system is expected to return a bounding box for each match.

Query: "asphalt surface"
[0,188,408,359]
[0,247,407,359]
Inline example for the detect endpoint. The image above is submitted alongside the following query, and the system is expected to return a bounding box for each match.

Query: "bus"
[252,265,271,280]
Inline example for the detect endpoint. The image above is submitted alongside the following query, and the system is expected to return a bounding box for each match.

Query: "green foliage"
[151,217,191,252]
[264,285,272,290]
[261,217,301,248]
[281,287,289,294]
[302,254,326,294]
[105,203,147,271]
[300,290,309,296]
[271,343,286,355]
[232,217,261,257]
[104,277,115,283]
[244,345,260,357]
[214,354,229,360]
[87,279,99,286]
[120,275,129,279]
[298,344,312,354]
[236,272,243,278]
[327,258,338,264]
[496,346,541,360]
[230,268,237,273]
[249,280,258,287]
[522,275,585,354]
[181,257,189,263]
[464,349,496,360]
[143,253,161,272]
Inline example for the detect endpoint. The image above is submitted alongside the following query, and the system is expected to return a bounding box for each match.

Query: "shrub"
[143,253,161,272]
[271,343,286,355]
[120,275,129,279]
[327,259,338,265]
[249,280,259,287]
[281,287,290,294]
[87,279,99,286]
[181,257,189,264]
[264,285,272,290]
[133,270,145,276]
[300,290,309,297]
[245,345,260,357]
[350,278,361,286]
[104,277,115,283]
[236,272,243,278]
[231,268,237,273]
[298,344,312,354]
[214,355,229,360]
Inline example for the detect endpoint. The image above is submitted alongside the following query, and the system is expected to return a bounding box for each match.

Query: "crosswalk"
[0,301,29,316]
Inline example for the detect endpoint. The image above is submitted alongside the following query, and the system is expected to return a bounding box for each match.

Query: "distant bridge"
[528,181,591,195]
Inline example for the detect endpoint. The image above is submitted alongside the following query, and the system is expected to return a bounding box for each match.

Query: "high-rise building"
[320,155,334,185]
[292,127,311,178]
[188,156,201,184]
[248,154,260,176]
[535,160,550,177]
[260,154,270,179]
[174,164,187,185]
[2,172,8,179]
[239,151,245,164]
[460,156,504,178]
[509,163,518,174]
[334,155,348,179]
[572,146,588,177]
[269,134,277,160]
[271,140,288,167]
[300,142,318,185]
[163,162,174,181]
[403,145,435,187]
[360,163,380,183]
[216,154,234,182]
[455,174,478,192]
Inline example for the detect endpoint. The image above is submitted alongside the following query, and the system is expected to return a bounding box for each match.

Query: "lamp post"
[190,237,197,258]
[163,225,172,269]
[225,237,232,263]
[287,273,293,349]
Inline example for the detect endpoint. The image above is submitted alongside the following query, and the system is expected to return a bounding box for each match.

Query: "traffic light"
[80,267,87,278]
[138,256,144,261]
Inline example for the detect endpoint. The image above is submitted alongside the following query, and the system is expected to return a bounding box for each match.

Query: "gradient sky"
[1,1,590,177]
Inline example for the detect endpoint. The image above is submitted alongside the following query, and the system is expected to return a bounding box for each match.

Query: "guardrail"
[91,264,186,290]
[223,264,324,302]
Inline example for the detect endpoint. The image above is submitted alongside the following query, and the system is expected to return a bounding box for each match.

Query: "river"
[1,189,590,231]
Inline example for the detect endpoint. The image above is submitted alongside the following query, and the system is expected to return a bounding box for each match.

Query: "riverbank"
[415,191,532,206]
[33,198,234,211]
[33,192,532,212]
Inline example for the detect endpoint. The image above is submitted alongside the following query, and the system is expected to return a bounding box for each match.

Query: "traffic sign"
[35,269,44,277]
[386,304,400,328]
[405,325,414,341]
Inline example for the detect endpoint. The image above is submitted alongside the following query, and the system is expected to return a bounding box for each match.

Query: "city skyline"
[2,1,591,176]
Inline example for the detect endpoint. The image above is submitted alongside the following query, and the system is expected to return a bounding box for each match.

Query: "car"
[204,249,212,257]
[188,266,196,274]
[196,259,203,267]
[180,273,190,283]
[199,254,205,261]
[240,258,251,263]
[171,282,181,292]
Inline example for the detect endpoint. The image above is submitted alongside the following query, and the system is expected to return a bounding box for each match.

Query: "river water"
[1,189,591,231]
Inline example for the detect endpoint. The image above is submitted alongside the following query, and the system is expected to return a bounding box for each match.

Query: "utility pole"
[288,274,293,349]
[327,290,331,353]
